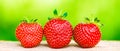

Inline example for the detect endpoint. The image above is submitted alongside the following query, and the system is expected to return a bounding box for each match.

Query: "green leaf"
[53,9,58,16]
[48,17,52,20]
[101,24,104,27]
[33,19,38,22]
[24,17,30,23]
[85,17,90,21]
[97,23,104,28]
[30,19,33,22]
[62,12,68,18]
[21,20,27,23]
[94,17,97,21]
[96,20,100,22]
[94,17,100,22]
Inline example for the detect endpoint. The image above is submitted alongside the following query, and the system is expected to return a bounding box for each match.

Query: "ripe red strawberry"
[73,17,102,48]
[44,9,73,48]
[16,18,43,48]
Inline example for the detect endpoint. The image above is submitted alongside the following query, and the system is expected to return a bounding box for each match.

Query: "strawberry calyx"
[85,17,103,28]
[21,17,38,23]
[48,9,68,20]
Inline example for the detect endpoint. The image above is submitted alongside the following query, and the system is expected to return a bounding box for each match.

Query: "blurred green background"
[0,0,120,41]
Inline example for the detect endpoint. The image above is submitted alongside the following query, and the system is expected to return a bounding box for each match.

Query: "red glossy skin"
[16,22,43,48]
[44,18,73,48]
[73,23,101,48]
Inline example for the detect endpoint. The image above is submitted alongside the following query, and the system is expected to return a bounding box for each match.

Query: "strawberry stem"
[22,17,38,23]
[24,17,30,23]
[58,10,63,17]
[85,17,103,28]
[48,9,68,20]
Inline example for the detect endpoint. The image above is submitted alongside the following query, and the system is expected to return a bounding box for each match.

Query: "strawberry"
[16,18,43,48]
[73,17,103,48]
[44,9,73,48]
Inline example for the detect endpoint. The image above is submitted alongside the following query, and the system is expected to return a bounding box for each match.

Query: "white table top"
[0,40,120,51]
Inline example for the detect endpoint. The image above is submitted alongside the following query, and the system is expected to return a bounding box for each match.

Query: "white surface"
[0,40,120,51]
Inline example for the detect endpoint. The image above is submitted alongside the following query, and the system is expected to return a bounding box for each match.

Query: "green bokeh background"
[0,0,120,41]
